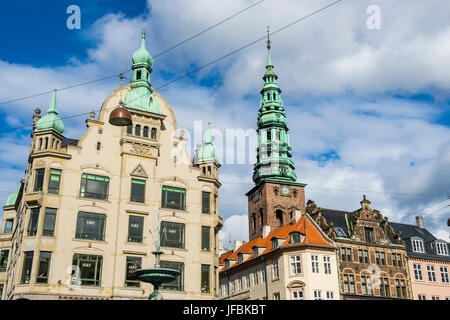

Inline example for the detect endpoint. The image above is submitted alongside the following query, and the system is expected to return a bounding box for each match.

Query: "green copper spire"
[252,36,297,184]
[36,89,65,134]
[198,122,219,163]
[124,30,163,115]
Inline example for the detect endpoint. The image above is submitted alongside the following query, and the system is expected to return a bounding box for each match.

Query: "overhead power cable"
[0,0,343,134]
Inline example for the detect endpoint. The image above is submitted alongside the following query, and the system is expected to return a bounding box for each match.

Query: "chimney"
[291,210,301,224]
[262,225,271,238]
[416,216,425,229]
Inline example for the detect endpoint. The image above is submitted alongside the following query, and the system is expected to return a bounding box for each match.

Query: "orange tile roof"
[219,214,335,273]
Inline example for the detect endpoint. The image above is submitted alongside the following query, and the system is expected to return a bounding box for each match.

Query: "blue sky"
[0,0,449,243]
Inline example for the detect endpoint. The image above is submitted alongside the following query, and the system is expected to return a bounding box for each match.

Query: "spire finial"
[48,89,58,114]
[266,25,271,50]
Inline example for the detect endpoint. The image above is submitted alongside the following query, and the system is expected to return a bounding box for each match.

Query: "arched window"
[273,92,276,100]
[38,138,43,150]
[143,126,149,138]
[135,124,141,136]
[267,93,270,101]
[276,210,283,227]
[208,166,211,175]
[127,124,132,135]
[267,130,271,141]
[136,70,142,80]
[259,209,263,226]
[151,128,157,139]
[252,214,256,230]
[44,137,48,149]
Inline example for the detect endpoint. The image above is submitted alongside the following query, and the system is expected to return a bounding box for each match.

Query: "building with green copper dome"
[36,89,65,134]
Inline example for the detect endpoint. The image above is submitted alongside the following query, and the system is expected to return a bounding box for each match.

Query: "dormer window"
[436,242,448,256]
[272,239,278,249]
[290,232,302,244]
[225,260,230,268]
[238,253,244,264]
[412,238,425,253]
[253,247,258,257]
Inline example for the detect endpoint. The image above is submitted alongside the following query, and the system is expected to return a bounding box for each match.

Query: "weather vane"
[266,25,271,50]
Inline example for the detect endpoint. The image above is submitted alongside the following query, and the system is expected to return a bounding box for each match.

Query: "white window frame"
[292,290,304,300]
[272,259,279,280]
[440,266,449,283]
[323,256,331,274]
[311,255,319,273]
[313,290,322,300]
[412,238,425,253]
[326,291,334,300]
[290,255,302,275]
[436,242,448,256]
[413,263,423,281]
[427,265,436,282]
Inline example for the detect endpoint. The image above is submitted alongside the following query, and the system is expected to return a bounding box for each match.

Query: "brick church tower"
[246,35,307,241]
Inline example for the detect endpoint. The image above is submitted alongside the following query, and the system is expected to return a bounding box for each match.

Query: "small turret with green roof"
[5,182,21,207]
[198,122,219,163]
[36,89,65,134]
[124,30,163,115]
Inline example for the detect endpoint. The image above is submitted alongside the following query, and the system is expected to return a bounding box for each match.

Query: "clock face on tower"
[280,185,291,196]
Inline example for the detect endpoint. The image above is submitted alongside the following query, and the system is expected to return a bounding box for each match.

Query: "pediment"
[130,164,148,178]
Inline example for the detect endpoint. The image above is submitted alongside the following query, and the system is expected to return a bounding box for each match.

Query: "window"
[36,251,51,283]
[311,255,319,273]
[343,274,355,294]
[358,249,363,263]
[412,238,425,253]
[21,251,34,284]
[379,278,390,297]
[431,296,440,300]
[324,256,331,274]
[161,261,184,291]
[202,191,210,214]
[135,124,141,136]
[202,226,210,251]
[130,178,146,203]
[313,290,322,300]
[418,294,426,300]
[238,253,244,264]
[125,256,141,287]
[253,247,259,257]
[245,272,250,288]
[161,221,185,248]
[292,290,304,300]
[34,168,45,192]
[334,227,347,237]
[273,292,281,300]
[341,248,352,262]
[427,265,436,282]
[71,254,103,286]
[413,264,423,281]
[290,232,302,244]
[395,279,407,298]
[238,276,243,291]
[151,128,157,139]
[361,275,373,295]
[4,219,13,233]
[75,212,106,241]
[201,264,210,293]
[126,124,132,135]
[0,250,9,272]
[364,227,374,243]
[128,215,144,243]
[380,252,386,265]
[80,174,109,200]
[396,254,402,267]
[0,283,3,300]
[340,248,346,261]
[375,251,380,265]
[326,291,334,300]
[440,266,449,283]
[364,250,369,263]
[275,210,283,227]
[161,186,186,210]
[27,208,40,236]
[272,239,278,249]
[261,267,266,283]
[42,208,57,237]
[290,255,302,275]
[143,126,149,138]
[48,169,61,194]
[273,259,279,280]
[253,269,259,285]
[436,242,448,256]
[136,70,141,80]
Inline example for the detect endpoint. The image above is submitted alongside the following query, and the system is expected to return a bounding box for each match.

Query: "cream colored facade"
[220,247,340,300]
[0,55,223,300]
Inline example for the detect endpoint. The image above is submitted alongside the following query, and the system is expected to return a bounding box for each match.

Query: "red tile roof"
[219,213,335,272]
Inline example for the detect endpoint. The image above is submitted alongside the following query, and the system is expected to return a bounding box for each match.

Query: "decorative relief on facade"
[130,164,148,178]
